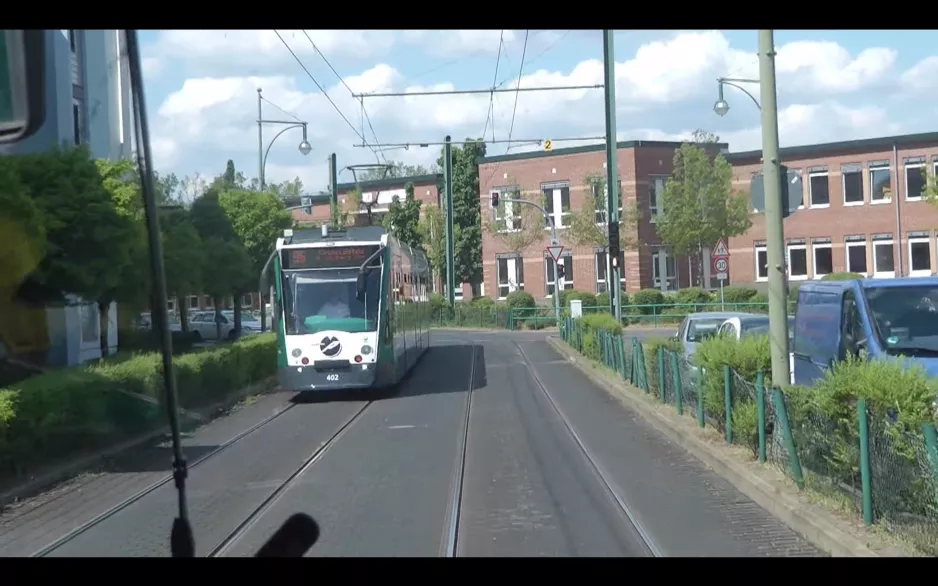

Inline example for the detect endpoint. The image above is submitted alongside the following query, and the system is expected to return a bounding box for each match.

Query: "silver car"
[718,314,795,345]
[674,311,762,367]
[189,310,261,341]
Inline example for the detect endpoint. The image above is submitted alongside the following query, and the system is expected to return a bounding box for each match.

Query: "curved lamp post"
[257,88,312,190]
[713,77,762,116]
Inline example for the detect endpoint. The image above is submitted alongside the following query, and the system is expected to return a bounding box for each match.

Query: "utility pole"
[329,153,338,225]
[602,30,622,323]
[257,88,264,190]
[443,135,456,306]
[758,30,791,385]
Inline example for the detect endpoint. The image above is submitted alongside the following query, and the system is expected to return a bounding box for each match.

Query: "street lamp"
[713,77,762,116]
[257,88,312,190]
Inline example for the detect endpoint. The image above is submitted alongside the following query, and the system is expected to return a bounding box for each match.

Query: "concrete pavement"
[0,329,823,557]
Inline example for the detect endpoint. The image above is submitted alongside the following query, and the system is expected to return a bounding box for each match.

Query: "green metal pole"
[671,352,683,416]
[443,135,455,307]
[723,366,733,445]
[756,371,767,463]
[602,30,622,324]
[758,30,791,386]
[857,398,873,525]
[656,347,665,402]
[329,153,338,226]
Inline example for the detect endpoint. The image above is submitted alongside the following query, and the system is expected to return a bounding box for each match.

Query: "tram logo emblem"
[320,336,341,357]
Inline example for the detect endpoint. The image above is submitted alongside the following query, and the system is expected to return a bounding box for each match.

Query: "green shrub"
[674,287,713,307]
[631,289,665,313]
[505,290,535,309]
[595,290,629,311]
[471,296,495,309]
[0,333,278,482]
[559,289,597,309]
[721,285,758,303]
[429,293,447,314]
[820,272,864,281]
[577,312,622,361]
[642,336,682,396]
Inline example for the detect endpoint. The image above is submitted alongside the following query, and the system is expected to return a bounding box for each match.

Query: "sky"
[137,29,938,194]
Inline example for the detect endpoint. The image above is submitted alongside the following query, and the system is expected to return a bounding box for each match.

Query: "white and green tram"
[272,225,431,393]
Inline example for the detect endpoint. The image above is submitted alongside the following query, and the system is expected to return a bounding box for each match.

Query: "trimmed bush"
[821,272,864,281]
[673,287,713,306]
[0,333,278,483]
[631,289,665,313]
[720,285,758,303]
[595,290,629,311]
[643,336,682,396]
[559,289,597,309]
[505,290,535,309]
[577,312,622,361]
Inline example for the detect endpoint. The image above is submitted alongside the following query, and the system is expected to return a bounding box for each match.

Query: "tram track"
[513,341,662,557]
[440,344,478,558]
[31,400,300,557]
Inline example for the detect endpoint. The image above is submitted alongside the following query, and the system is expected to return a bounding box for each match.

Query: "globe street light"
[257,88,312,190]
[713,77,762,116]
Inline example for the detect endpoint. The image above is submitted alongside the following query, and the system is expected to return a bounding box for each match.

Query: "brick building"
[727,132,938,286]
[476,140,728,302]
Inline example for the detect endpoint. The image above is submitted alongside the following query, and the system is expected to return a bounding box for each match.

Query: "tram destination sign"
[282,245,381,270]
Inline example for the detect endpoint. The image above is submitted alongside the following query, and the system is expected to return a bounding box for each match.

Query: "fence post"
[857,398,874,525]
[755,372,766,464]
[771,387,805,489]
[636,341,647,392]
[630,339,637,386]
[922,423,938,510]
[507,308,514,331]
[656,347,665,402]
[616,335,627,381]
[723,366,733,445]
[695,367,705,428]
[671,351,683,416]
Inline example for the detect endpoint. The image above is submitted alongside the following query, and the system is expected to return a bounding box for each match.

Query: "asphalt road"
[0,329,823,557]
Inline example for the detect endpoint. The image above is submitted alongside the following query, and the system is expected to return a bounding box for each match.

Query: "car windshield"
[686,318,725,342]
[281,267,381,335]
[865,285,938,353]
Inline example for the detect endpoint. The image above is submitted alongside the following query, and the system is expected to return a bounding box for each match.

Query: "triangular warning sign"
[712,238,729,258]
[546,245,565,262]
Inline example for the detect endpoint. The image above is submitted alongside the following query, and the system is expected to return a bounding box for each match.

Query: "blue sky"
[137,30,938,194]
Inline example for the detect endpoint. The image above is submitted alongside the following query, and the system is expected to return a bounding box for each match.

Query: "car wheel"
[191,330,203,342]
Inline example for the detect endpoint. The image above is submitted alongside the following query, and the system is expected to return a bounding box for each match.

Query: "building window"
[241,293,253,307]
[542,183,571,229]
[452,284,464,301]
[595,249,625,293]
[649,176,667,222]
[755,245,768,282]
[72,98,83,146]
[787,244,808,280]
[909,236,932,276]
[492,187,520,232]
[870,165,891,204]
[812,242,833,279]
[905,162,926,201]
[188,295,199,310]
[167,298,176,312]
[545,253,573,297]
[872,239,895,278]
[496,255,524,300]
[203,295,214,309]
[651,249,677,291]
[845,240,868,276]
[591,180,623,224]
[68,30,77,53]
[80,303,98,344]
[808,171,830,208]
[842,164,864,206]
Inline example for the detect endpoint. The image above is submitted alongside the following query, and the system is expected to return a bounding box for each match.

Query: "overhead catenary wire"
[260,96,303,123]
[483,29,529,188]
[300,29,386,167]
[481,31,505,144]
[354,136,604,149]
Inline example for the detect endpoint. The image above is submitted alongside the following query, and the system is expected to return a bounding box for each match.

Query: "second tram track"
[513,340,663,557]
[32,399,300,557]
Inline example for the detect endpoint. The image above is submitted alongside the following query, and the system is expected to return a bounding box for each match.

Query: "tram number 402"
[326,374,340,381]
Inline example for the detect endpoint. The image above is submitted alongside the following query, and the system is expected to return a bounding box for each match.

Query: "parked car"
[135,312,182,333]
[673,311,763,370]
[717,314,795,345]
[189,310,261,341]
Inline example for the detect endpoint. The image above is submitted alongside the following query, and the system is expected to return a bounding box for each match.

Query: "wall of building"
[727,134,938,286]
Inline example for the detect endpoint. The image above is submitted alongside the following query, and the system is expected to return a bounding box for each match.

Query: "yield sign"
[712,238,730,259]
[546,245,565,263]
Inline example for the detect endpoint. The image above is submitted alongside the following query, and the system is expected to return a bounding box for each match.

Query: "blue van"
[792,277,938,386]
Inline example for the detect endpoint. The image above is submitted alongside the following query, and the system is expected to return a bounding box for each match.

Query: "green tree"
[357,161,436,181]
[154,171,181,205]
[655,130,751,286]
[0,156,45,298]
[384,182,423,248]
[160,207,203,332]
[199,237,253,339]
[418,203,446,291]
[438,139,485,292]
[218,189,292,329]
[482,185,544,255]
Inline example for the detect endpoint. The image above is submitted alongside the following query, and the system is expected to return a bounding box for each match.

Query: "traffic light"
[301,196,312,215]
[556,262,565,280]
[490,192,499,208]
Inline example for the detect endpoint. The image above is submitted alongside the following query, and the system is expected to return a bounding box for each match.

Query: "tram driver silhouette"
[317,283,351,319]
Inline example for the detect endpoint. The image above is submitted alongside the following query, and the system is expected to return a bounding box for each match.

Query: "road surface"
[0,330,823,557]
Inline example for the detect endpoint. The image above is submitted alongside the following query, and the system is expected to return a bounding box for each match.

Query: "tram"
[272,224,431,392]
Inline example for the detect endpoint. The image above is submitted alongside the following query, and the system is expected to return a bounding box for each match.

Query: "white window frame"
[872,239,896,279]
[808,171,830,209]
[908,236,932,277]
[787,244,808,281]
[241,293,253,308]
[904,162,926,202]
[453,284,464,301]
[651,249,677,291]
[869,165,892,205]
[595,250,625,293]
[167,298,176,312]
[188,295,199,309]
[492,188,521,233]
[842,166,864,207]
[592,181,623,225]
[649,176,667,223]
[755,245,768,282]
[72,98,83,146]
[496,256,523,300]
[812,242,833,279]
[542,183,571,230]
[845,241,869,276]
[545,254,573,298]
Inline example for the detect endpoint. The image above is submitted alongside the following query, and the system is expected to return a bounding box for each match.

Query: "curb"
[0,377,278,508]
[545,335,898,558]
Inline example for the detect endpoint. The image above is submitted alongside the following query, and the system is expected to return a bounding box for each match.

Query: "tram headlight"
[291,348,302,358]
[361,345,372,355]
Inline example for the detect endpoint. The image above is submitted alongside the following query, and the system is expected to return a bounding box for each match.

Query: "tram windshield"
[281,267,381,335]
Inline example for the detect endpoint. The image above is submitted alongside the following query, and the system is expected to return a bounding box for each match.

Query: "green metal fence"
[430,305,510,329]
[559,316,938,556]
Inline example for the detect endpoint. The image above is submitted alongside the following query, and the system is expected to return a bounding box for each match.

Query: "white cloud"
[144,30,929,192]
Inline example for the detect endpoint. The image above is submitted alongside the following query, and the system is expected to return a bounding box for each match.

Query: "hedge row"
[0,333,278,485]
[562,314,938,555]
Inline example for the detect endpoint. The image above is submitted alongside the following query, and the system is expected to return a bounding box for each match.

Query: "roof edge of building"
[336,173,442,193]
[476,140,729,166]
